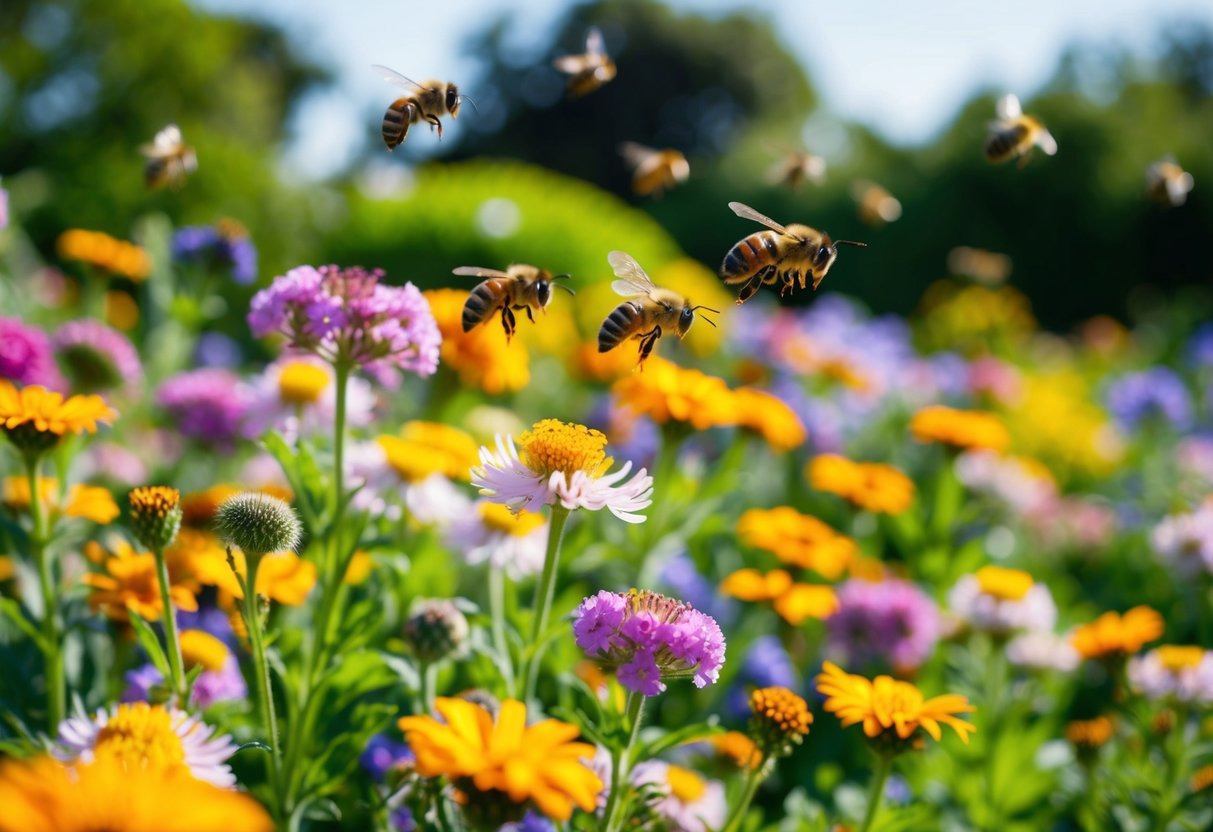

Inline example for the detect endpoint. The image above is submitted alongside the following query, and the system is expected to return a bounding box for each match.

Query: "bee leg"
[637,326,662,365]
[501,306,516,341]
[524,306,535,324]
[736,276,763,305]
[425,113,444,139]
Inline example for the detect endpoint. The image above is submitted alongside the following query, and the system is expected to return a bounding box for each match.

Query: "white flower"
[948,567,1056,635]
[955,450,1056,514]
[241,354,376,440]
[1128,646,1213,703]
[444,500,547,578]
[1006,630,1079,672]
[631,760,726,832]
[406,473,472,527]
[1151,505,1213,578]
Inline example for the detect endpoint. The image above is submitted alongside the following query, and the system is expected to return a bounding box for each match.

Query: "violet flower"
[0,316,65,389]
[54,319,142,392]
[156,368,248,447]
[826,578,940,673]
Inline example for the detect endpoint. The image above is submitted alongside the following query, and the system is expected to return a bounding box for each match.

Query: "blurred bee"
[620,143,690,197]
[552,27,616,98]
[1146,157,1194,207]
[454,264,573,342]
[598,251,718,366]
[984,94,1057,166]
[140,124,196,189]
[372,65,465,150]
[947,246,1012,286]
[719,202,866,304]
[851,181,902,226]
[768,148,826,190]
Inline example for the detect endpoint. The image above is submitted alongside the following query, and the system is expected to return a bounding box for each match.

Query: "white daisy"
[1006,630,1080,672]
[241,354,377,440]
[948,565,1056,635]
[444,500,547,578]
[630,760,726,832]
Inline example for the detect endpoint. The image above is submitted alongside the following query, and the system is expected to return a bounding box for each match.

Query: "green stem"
[419,662,437,714]
[602,691,646,832]
[859,753,893,832]
[26,455,63,732]
[489,566,515,696]
[153,546,188,704]
[982,638,1006,831]
[721,759,769,832]
[1152,707,1189,832]
[522,504,571,704]
[238,551,283,820]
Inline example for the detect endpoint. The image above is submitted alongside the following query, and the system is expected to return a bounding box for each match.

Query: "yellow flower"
[910,405,1010,452]
[180,484,294,528]
[612,356,738,430]
[57,228,153,281]
[0,382,116,453]
[917,280,1036,353]
[519,419,612,478]
[179,629,229,672]
[1006,369,1123,479]
[736,506,855,579]
[479,501,547,536]
[343,550,375,585]
[731,387,807,452]
[0,754,272,832]
[192,546,317,607]
[750,686,812,758]
[1064,715,1115,749]
[0,555,14,583]
[719,569,838,625]
[398,696,602,821]
[806,454,915,515]
[83,539,198,622]
[425,288,529,394]
[1156,645,1205,672]
[277,361,330,404]
[711,731,762,770]
[816,661,976,746]
[106,290,141,331]
[974,565,1034,601]
[2,476,119,524]
[377,420,480,483]
[1070,606,1164,660]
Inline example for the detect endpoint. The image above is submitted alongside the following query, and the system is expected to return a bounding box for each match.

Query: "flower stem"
[236,551,283,819]
[602,691,646,832]
[721,760,769,832]
[522,504,571,704]
[488,566,515,696]
[859,753,893,832]
[25,454,64,732]
[153,545,188,705]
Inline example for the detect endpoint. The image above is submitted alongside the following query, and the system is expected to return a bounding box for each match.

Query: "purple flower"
[574,589,726,696]
[505,811,555,832]
[248,264,441,383]
[360,734,415,782]
[177,605,239,651]
[1186,323,1213,368]
[156,368,248,447]
[826,578,940,673]
[389,807,415,832]
[192,656,248,709]
[53,319,142,392]
[659,553,736,626]
[121,663,167,703]
[172,222,258,285]
[1105,367,1193,431]
[194,332,243,368]
[726,635,796,718]
[1128,647,1213,704]
[0,317,65,389]
[0,184,8,229]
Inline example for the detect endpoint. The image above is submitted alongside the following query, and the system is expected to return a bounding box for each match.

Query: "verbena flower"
[630,761,726,832]
[0,381,116,456]
[53,319,142,392]
[1105,367,1193,431]
[472,419,653,523]
[806,454,915,515]
[172,220,258,284]
[736,506,855,579]
[826,578,940,673]
[445,501,547,578]
[1151,505,1213,577]
[249,265,440,383]
[910,405,1010,452]
[57,228,152,281]
[1070,606,1164,661]
[573,589,726,696]
[241,355,377,439]
[2,476,118,525]
[424,288,529,394]
[156,369,248,447]
[719,568,838,625]
[0,317,64,389]
[947,566,1056,636]
[1128,645,1213,704]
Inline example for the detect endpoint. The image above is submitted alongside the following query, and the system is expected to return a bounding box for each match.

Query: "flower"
[194,332,243,368]
[192,547,316,607]
[1070,606,1164,661]
[444,501,547,578]
[749,686,812,758]
[123,634,247,710]
[573,589,726,695]
[398,696,602,822]
[128,485,183,551]
[55,701,238,787]
[806,454,915,514]
[1128,646,1213,704]
[719,569,838,625]
[1151,505,1213,578]
[249,265,440,383]
[0,317,64,389]
[736,506,855,579]
[955,450,1056,514]
[57,228,152,281]
[710,731,761,770]
[172,220,258,284]
[2,477,119,524]
[379,421,480,482]
[83,538,198,622]
[1005,630,1080,672]
[947,566,1056,635]
[424,288,529,393]
[241,355,377,439]
[611,356,736,430]
[1064,716,1115,750]
[0,381,116,455]
[910,405,1010,452]
[1191,765,1213,795]
[0,183,6,229]
[731,387,808,451]
[402,598,470,662]
[0,754,272,832]
[1105,367,1193,431]
[816,661,976,747]
[826,579,940,673]
[360,734,415,782]
[630,761,726,832]
[156,369,248,447]
[53,319,142,392]
[472,419,653,523]
[214,492,302,557]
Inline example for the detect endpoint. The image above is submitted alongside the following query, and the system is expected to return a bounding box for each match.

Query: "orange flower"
[736,506,854,579]
[719,568,838,624]
[83,539,198,622]
[0,382,116,452]
[711,731,761,770]
[731,387,807,452]
[2,477,119,524]
[424,288,529,394]
[806,454,915,514]
[180,484,293,528]
[192,545,317,607]
[910,405,1009,452]
[1070,606,1164,660]
[1064,715,1115,749]
[611,356,736,430]
[57,228,152,281]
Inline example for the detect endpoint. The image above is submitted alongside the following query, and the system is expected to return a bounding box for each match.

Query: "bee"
[372,65,465,150]
[719,202,866,304]
[768,148,827,190]
[947,246,1012,286]
[852,181,902,226]
[552,27,616,98]
[454,264,573,342]
[140,124,196,189]
[1146,157,1195,207]
[598,251,718,366]
[984,94,1057,166]
[620,143,690,197]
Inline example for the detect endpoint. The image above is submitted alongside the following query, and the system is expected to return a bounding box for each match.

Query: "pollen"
[94,702,187,771]
[975,565,1034,601]
[478,502,545,536]
[277,361,330,405]
[518,419,612,478]
[1156,645,1205,672]
[665,764,707,804]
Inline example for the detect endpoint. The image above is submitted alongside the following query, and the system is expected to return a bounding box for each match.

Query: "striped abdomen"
[382,98,416,150]
[462,280,509,332]
[598,302,642,352]
[720,231,782,283]
[983,123,1030,164]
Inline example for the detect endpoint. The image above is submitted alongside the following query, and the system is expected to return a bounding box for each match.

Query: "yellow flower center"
[478,502,545,536]
[129,485,181,520]
[1157,645,1205,672]
[665,764,706,804]
[179,629,229,672]
[518,419,612,478]
[750,686,813,736]
[975,565,1034,601]
[94,703,186,770]
[278,362,330,405]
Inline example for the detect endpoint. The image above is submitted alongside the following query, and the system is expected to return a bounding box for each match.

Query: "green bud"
[127,486,183,551]
[402,599,469,663]
[214,492,302,557]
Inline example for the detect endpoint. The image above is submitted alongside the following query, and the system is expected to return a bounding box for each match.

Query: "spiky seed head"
[214,491,302,557]
[128,486,183,551]
[402,599,469,663]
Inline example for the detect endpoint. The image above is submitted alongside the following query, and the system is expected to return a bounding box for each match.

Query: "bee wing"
[728,201,789,235]
[140,124,182,158]
[372,64,425,92]
[1167,172,1195,205]
[586,26,607,56]
[1035,129,1058,156]
[620,142,658,170]
[553,54,594,73]
[453,266,512,280]
[607,250,656,297]
[996,94,1022,120]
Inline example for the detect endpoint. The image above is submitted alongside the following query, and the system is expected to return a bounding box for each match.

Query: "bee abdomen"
[721,232,779,281]
[382,98,414,150]
[983,125,1026,163]
[462,283,501,332]
[598,302,640,352]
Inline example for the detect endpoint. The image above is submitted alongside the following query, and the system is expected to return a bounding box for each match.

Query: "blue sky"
[194,0,1213,178]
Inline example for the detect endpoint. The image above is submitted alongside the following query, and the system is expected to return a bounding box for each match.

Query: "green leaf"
[127,609,171,679]
[0,598,47,653]
[639,719,723,759]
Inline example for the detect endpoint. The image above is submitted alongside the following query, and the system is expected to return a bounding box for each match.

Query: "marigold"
[910,405,1010,453]
[719,568,838,625]
[0,382,116,454]
[611,356,737,430]
[2,476,119,524]
[193,546,317,607]
[398,697,602,821]
[83,539,198,622]
[730,387,807,452]
[1191,764,1213,794]
[711,731,762,770]
[179,629,229,673]
[128,485,183,551]
[377,420,480,483]
[736,506,855,579]
[57,228,152,281]
[180,484,294,528]
[816,661,976,747]
[750,686,812,758]
[806,454,915,515]
[1064,715,1115,749]
[1070,606,1164,660]
[425,288,529,394]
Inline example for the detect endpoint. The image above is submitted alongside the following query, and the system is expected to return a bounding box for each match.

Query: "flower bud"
[402,599,469,663]
[127,486,183,551]
[749,686,812,759]
[214,492,301,557]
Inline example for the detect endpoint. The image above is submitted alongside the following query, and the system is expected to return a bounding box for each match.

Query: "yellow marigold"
[424,288,529,394]
[0,382,116,453]
[974,565,1034,601]
[343,550,375,585]
[398,696,602,821]
[1070,606,1164,660]
[0,754,271,832]
[731,387,807,452]
[711,731,762,770]
[1006,369,1124,479]
[806,454,915,515]
[719,568,838,625]
[377,420,480,483]
[191,542,316,607]
[1064,715,1115,749]
[179,629,229,672]
[2,476,119,524]
[750,686,813,758]
[736,506,855,579]
[816,661,976,747]
[57,228,152,281]
[83,539,198,623]
[910,405,1010,452]
[611,356,736,430]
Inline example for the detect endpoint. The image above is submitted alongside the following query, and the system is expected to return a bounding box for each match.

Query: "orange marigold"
[57,228,152,281]
[2,477,119,524]
[736,506,854,579]
[425,288,529,394]
[731,387,807,452]
[910,405,1010,452]
[720,568,838,625]
[1070,606,1164,660]
[83,539,198,622]
[611,356,736,430]
[806,454,915,515]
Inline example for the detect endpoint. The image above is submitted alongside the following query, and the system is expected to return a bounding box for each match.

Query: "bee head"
[813,243,837,270]
[446,83,461,117]
[678,304,696,336]
[535,279,552,308]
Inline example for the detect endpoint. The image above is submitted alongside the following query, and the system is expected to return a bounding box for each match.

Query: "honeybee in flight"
[598,251,718,366]
[1146,158,1194,207]
[768,148,826,190]
[140,124,196,189]
[852,181,902,226]
[552,27,616,98]
[372,65,465,150]
[455,264,573,342]
[984,94,1057,166]
[720,202,866,304]
[620,143,690,197]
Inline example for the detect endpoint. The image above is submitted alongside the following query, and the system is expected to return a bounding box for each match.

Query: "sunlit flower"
[719,568,838,625]
[179,484,293,529]
[1005,630,1079,672]
[611,356,736,430]
[711,731,761,770]
[910,405,1009,452]
[731,387,808,451]
[83,538,198,622]
[0,381,116,454]
[948,566,1056,635]
[806,454,914,514]
[398,697,602,822]
[472,419,653,523]
[123,633,247,710]
[1105,367,1193,431]
[0,754,272,832]
[1151,505,1213,578]
[241,355,377,439]
[54,319,142,392]
[444,501,547,578]
[56,701,238,787]
[955,450,1056,514]
[57,228,152,281]
[1064,715,1115,750]
[1128,645,1213,704]
[156,369,249,447]
[736,506,854,579]
[0,317,64,389]
[380,421,480,482]
[816,661,976,747]
[630,761,726,832]
[749,686,812,759]
[2,476,118,524]
[1070,606,1164,661]
[1006,369,1123,478]
[193,546,316,607]
[172,220,258,285]
[826,578,940,673]
[424,288,529,394]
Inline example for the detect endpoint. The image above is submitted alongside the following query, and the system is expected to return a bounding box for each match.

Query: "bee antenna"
[457,94,479,112]
[694,306,720,327]
[835,240,868,248]
[556,284,576,296]
[552,273,573,279]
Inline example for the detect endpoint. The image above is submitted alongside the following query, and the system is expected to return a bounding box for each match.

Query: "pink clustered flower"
[574,589,726,696]
[54,318,143,390]
[826,578,940,673]
[0,316,65,389]
[156,368,249,447]
[248,264,441,384]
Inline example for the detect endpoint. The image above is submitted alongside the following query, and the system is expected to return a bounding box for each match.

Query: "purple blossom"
[194,332,243,368]
[1186,323,1213,368]
[177,605,239,651]
[156,368,248,447]
[172,222,258,284]
[390,807,415,832]
[1105,367,1193,431]
[121,664,166,703]
[359,734,415,782]
[0,316,65,389]
[506,811,555,832]
[248,265,441,383]
[826,578,940,673]
[574,589,726,696]
[53,319,142,391]
[0,184,8,229]
[192,656,248,709]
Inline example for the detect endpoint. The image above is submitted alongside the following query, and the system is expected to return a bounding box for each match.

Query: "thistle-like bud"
[127,486,183,551]
[749,686,812,760]
[456,688,501,718]
[214,491,301,557]
[402,599,469,663]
